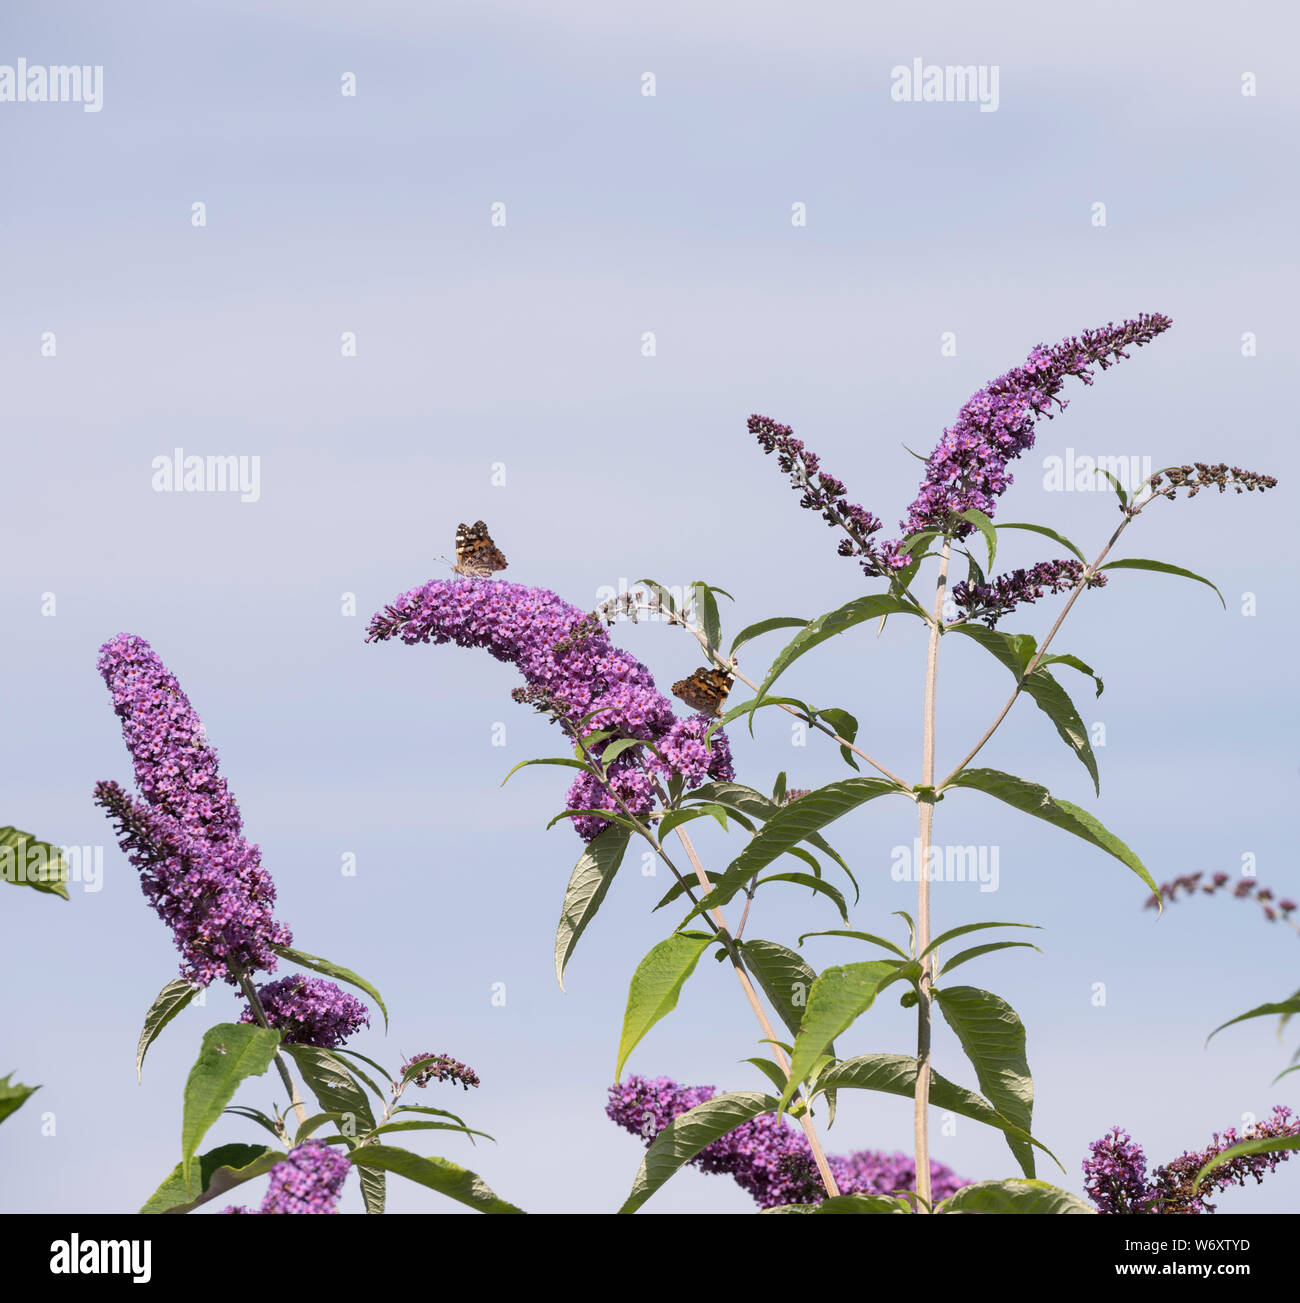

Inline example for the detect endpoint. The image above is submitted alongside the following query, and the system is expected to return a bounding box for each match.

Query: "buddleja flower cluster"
[366,582,732,840]
[93,634,291,987]
[400,1052,481,1091]
[952,559,1108,628]
[239,975,370,1048]
[755,315,1173,584]
[1146,872,1297,927]
[223,1140,350,1214]
[607,1076,967,1209]
[1083,1108,1299,1213]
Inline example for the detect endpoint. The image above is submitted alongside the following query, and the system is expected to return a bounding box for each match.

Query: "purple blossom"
[752,315,1172,579]
[607,1075,967,1209]
[240,975,369,1049]
[93,634,291,988]
[222,1139,351,1214]
[366,580,732,840]
[1084,1107,1300,1214]
[1082,1126,1153,1213]
[952,559,1107,628]
[400,1052,481,1091]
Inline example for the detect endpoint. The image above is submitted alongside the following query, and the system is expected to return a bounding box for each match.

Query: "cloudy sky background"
[3,0,1297,1213]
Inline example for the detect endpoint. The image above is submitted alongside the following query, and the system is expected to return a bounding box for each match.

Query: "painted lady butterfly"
[453,520,508,578]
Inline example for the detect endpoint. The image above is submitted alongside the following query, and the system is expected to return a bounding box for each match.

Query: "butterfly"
[671,666,734,717]
[453,520,508,578]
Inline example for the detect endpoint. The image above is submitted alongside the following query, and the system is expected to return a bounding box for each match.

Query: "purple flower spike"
[93,634,291,988]
[367,580,732,839]
[240,975,370,1049]
[223,1139,351,1214]
[607,1075,967,1209]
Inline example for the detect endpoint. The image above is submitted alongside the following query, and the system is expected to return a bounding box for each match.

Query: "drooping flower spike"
[93,634,291,988]
[366,580,733,840]
[239,975,370,1049]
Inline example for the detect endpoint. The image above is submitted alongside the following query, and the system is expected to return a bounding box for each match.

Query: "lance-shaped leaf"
[1098,557,1225,608]
[136,978,198,1081]
[270,945,388,1033]
[616,932,714,1080]
[753,595,923,705]
[996,521,1086,565]
[700,778,901,913]
[1195,1135,1300,1191]
[141,1142,281,1214]
[1206,996,1300,1045]
[938,941,1040,976]
[781,962,898,1111]
[730,616,810,657]
[949,625,1099,794]
[554,824,632,991]
[934,986,1035,1178]
[810,1194,913,1214]
[943,769,1156,899]
[0,1074,39,1126]
[181,1024,280,1192]
[958,509,997,571]
[0,826,70,899]
[285,1045,377,1131]
[684,781,856,890]
[812,1052,1059,1174]
[940,1179,1094,1214]
[349,1146,524,1213]
[692,581,724,651]
[739,940,820,1040]
[618,1091,778,1214]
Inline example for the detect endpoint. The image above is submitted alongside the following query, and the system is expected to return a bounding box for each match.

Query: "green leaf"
[700,778,900,912]
[1037,653,1103,698]
[358,1165,386,1215]
[616,932,714,1080]
[772,771,788,803]
[742,1057,792,1095]
[1206,997,1300,1044]
[500,756,594,786]
[995,522,1087,565]
[934,986,1035,1178]
[618,1092,778,1213]
[812,1053,1059,1175]
[554,824,632,991]
[597,738,644,770]
[798,928,911,960]
[937,941,1041,976]
[270,945,388,1033]
[958,509,996,572]
[751,872,848,924]
[0,826,70,899]
[1093,467,1129,508]
[1195,1135,1300,1191]
[920,920,1042,959]
[224,1105,284,1143]
[365,1120,494,1144]
[810,1194,913,1214]
[813,707,861,772]
[781,962,898,1111]
[634,578,679,616]
[1099,557,1225,609]
[693,581,723,651]
[738,939,821,1040]
[0,1073,39,1125]
[545,807,641,834]
[285,1044,377,1134]
[136,978,198,1082]
[944,769,1156,898]
[754,595,921,705]
[949,625,1099,794]
[181,1025,280,1193]
[684,781,856,894]
[349,1146,525,1213]
[730,617,810,658]
[141,1142,281,1214]
[941,1179,1094,1215]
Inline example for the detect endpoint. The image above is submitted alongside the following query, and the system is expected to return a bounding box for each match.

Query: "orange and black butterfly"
[672,666,734,717]
[453,520,508,578]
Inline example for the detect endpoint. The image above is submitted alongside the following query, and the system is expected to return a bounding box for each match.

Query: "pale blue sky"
[3,0,1297,1213]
